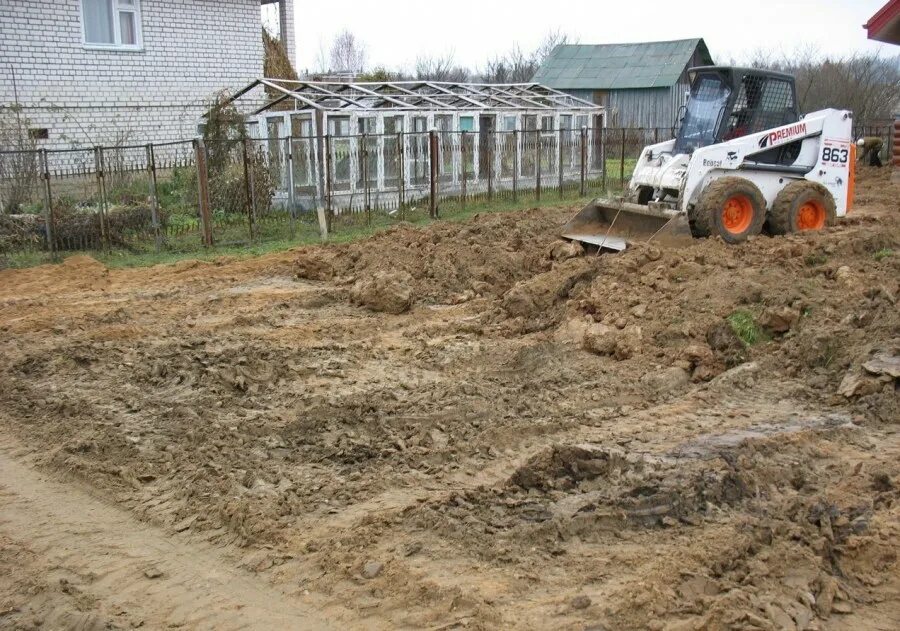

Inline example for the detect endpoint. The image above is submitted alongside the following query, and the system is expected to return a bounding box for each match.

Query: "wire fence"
[0,122,893,263]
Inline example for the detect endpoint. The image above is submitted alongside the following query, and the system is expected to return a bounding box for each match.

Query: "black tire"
[768,180,836,235]
[635,186,653,205]
[691,176,767,243]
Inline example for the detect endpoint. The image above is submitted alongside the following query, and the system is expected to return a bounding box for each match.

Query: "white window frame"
[80,0,144,51]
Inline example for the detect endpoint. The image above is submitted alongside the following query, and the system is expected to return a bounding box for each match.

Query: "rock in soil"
[361,560,384,579]
[350,271,414,314]
[570,594,592,610]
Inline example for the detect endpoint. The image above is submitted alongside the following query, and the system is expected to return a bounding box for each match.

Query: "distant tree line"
[309,28,575,83]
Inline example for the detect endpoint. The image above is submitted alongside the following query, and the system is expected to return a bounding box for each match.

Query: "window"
[328,117,350,136]
[674,73,731,154]
[357,117,376,135]
[383,116,403,135]
[459,116,475,132]
[82,0,142,49]
[290,114,312,137]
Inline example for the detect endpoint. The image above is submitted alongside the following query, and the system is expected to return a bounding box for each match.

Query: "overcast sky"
[284,0,897,74]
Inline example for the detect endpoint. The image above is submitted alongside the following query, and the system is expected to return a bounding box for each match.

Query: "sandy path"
[0,439,333,631]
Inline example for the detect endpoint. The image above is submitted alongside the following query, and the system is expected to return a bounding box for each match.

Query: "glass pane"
[383,116,403,135]
[291,137,314,188]
[267,119,285,189]
[118,0,135,5]
[459,116,474,132]
[357,117,376,134]
[502,116,517,131]
[83,0,114,44]
[119,11,136,45]
[291,115,312,137]
[675,73,731,153]
[267,118,283,137]
[328,117,349,136]
[434,115,452,132]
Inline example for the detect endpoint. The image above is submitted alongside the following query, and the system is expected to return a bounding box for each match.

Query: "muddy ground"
[0,167,898,630]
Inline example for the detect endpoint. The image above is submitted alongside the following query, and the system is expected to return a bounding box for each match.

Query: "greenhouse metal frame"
[224,79,607,211]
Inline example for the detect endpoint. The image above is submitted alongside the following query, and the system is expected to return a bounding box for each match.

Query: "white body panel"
[628,108,855,217]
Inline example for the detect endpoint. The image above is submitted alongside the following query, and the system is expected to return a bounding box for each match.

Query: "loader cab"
[674,66,800,156]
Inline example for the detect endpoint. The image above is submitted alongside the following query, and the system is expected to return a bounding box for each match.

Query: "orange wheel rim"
[796,200,826,230]
[721,194,753,234]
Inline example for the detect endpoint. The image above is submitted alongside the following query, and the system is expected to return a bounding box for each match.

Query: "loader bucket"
[561,198,693,251]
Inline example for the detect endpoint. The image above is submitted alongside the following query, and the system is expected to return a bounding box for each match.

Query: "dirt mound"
[350,270,414,314]
[294,208,576,303]
[293,249,334,281]
[558,210,900,392]
[0,254,110,298]
[501,255,599,322]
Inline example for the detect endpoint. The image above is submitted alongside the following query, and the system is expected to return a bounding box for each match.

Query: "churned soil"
[0,166,897,630]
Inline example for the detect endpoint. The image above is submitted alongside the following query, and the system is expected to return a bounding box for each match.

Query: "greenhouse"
[224,79,607,211]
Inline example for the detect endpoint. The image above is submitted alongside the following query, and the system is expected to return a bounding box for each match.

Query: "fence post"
[460,130,467,210]
[241,137,257,242]
[93,146,109,251]
[487,130,494,203]
[535,129,542,202]
[285,136,296,240]
[397,132,405,221]
[601,128,608,193]
[513,129,518,203]
[39,149,56,259]
[194,139,214,247]
[620,128,626,187]
[362,131,371,226]
[429,129,438,219]
[558,127,564,199]
[145,144,162,252]
[580,127,587,197]
[654,127,660,144]
[324,133,333,236]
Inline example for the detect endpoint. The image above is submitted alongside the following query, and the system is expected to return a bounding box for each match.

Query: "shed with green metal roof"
[533,38,714,129]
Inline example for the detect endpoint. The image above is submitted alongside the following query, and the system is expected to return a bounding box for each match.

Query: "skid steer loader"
[562,66,856,250]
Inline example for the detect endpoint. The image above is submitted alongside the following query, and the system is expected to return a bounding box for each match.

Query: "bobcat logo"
[758,135,769,149]
[727,151,738,161]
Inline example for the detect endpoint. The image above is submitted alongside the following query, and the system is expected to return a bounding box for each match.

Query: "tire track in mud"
[0,439,333,631]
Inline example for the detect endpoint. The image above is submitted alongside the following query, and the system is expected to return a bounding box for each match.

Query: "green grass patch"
[727,310,768,346]
[873,248,893,261]
[3,188,614,270]
[804,252,827,267]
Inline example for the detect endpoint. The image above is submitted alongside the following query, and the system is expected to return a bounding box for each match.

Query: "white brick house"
[0,0,295,149]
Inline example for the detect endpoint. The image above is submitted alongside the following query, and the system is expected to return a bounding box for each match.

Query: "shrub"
[199,95,275,216]
[0,105,39,214]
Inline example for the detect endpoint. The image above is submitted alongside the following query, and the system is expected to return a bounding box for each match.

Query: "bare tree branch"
[328,29,368,76]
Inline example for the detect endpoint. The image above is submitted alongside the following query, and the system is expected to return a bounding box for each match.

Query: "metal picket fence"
[0,126,672,262]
